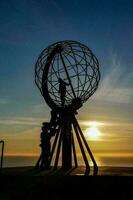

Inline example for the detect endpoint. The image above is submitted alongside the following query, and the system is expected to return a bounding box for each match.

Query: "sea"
[2,155,133,168]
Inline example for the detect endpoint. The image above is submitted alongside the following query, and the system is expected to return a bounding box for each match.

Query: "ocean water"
[2,155,133,168]
[3,156,38,168]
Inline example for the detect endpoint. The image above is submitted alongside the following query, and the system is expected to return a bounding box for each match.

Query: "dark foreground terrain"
[0,166,133,200]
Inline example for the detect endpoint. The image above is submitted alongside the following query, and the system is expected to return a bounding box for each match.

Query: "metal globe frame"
[35,40,100,174]
[35,40,100,110]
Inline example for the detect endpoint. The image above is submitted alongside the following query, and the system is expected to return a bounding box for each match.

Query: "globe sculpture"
[35,40,100,173]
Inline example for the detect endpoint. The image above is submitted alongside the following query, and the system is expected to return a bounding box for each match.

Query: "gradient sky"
[0,0,133,165]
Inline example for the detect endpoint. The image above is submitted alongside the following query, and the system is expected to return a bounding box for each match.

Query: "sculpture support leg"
[72,121,90,172]
[36,113,98,174]
[49,126,61,165]
[35,153,42,168]
[72,132,78,167]
[73,116,98,172]
[54,130,62,170]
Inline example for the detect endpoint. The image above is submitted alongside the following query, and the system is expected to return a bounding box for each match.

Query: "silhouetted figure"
[50,109,60,136]
[58,78,69,107]
[50,110,58,126]
[40,123,51,169]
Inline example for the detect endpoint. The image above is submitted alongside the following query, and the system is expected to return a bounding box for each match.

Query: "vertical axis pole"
[60,53,76,99]
[71,132,78,167]
[62,118,72,170]
[72,121,90,171]
[73,116,98,171]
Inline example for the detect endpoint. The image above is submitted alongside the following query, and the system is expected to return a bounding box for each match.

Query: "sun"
[84,123,101,140]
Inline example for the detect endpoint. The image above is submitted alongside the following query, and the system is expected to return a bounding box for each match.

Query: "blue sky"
[0,0,133,157]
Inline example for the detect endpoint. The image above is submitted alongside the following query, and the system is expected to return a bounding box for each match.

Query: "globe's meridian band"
[41,44,64,110]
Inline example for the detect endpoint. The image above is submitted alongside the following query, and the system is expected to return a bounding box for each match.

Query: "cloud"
[31,104,45,113]
[0,98,9,105]
[79,120,106,127]
[93,52,133,104]
[0,117,45,126]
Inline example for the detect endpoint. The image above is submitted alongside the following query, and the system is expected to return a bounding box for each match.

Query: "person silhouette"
[50,109,60,136]
[40,123,51,169]
[50,110,58,126]
[58,78,69,107]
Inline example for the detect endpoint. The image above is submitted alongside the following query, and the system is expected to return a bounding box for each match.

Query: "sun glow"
[84,122,101,140]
